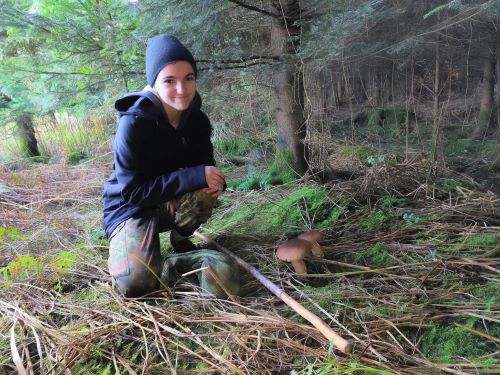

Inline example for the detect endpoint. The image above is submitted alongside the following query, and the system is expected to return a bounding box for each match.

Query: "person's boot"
[170,229,197,253]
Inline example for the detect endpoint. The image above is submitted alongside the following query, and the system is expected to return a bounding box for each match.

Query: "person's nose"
[176,81,186,94]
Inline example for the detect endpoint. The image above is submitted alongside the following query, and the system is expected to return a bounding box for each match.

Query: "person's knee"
[107,213,163,297]
[113,266,160,297]
[174,190,216,234]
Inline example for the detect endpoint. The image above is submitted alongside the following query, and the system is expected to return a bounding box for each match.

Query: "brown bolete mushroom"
[276,238,313,274]
[298,230,324,258]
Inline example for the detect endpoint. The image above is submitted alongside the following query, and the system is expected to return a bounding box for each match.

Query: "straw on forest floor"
[0,157,498,374]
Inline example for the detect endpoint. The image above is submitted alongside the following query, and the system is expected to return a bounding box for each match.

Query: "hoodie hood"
[114,87,165,119]
[114,88,203,129]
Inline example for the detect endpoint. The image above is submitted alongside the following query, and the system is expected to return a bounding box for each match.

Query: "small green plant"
[0,255,42,282]
[51,251,76,278]
[0,226,26,242]
[0,251,76,286]
[366,155,385,166]
[402,212,421,224]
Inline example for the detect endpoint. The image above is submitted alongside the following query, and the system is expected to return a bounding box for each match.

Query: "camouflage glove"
[161,249,240,299]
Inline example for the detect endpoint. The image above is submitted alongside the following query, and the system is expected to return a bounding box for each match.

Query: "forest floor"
[0,145,499,374]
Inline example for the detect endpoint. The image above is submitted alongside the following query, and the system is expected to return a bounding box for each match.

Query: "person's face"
[154,61,196,112]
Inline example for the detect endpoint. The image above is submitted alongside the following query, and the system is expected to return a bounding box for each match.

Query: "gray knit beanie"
[145,34,197,86]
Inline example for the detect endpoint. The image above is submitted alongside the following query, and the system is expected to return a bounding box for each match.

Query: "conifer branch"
[227,0,280,18]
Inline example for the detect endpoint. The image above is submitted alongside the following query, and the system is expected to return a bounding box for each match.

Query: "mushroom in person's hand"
[298,230,324,258]
[276,238,313,274]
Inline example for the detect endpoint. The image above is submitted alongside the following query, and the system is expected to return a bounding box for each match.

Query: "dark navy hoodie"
[102,89,214,239]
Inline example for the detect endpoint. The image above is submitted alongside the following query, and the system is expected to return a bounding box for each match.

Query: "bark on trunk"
[17,113,40,157]
[474,54,496,139]
[271,0,308,175]
[431,42,441,163]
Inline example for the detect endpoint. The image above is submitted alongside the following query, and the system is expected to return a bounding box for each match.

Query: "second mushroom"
[276,231,324,274]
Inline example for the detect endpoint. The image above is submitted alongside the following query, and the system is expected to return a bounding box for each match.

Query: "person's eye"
[165,79,175,85]
[186,76,195,82]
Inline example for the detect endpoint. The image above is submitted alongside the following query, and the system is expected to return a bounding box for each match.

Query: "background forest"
[0,0,499,374]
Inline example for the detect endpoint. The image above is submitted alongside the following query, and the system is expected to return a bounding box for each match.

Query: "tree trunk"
[17,112,40,157]
[474,54,496,139]
[271,0,308,175]
[431,42,441,163]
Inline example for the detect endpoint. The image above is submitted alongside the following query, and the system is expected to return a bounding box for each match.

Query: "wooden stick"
[181,266,209,277]
[194,231,352,354]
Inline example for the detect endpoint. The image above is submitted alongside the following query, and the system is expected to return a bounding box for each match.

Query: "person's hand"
[204,166,225,198]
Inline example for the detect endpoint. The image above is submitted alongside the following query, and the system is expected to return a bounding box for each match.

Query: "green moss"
[265,187,332,234]
[438,178,468,193]
[449,233,499,257]
[292,358,396,375]
[318,200,350,230]
[354,242,396,267]
[219,166,233,175]
[234,167,263,191]
[444,138,500,159]
[379,195,406,208]
[231,151,296,191]
[471,283,500,311]
[29,155,50,164]
[366,108,407,138]
[360,210,391,231]
[72,344,112,374]
[383,108,407,137]
[415,232,449,246]
[301,281,344,305]
[266,150,296,185]
[420,323,500,363]
[67,150,87,164]
[215,136,256,160]
[338,145,372,160]
[367,108,384,129]
[208,185,341,237]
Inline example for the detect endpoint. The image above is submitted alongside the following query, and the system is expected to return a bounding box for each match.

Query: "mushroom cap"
[298,230,324,243]
[276,238,312,261]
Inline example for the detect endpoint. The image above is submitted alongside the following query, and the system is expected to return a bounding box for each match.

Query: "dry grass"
[0,155,499,374]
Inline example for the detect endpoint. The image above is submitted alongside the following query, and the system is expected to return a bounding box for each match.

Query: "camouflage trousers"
[108,190,218,297]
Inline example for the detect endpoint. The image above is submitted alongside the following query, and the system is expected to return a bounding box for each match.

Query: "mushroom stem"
[291,260,307,274]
